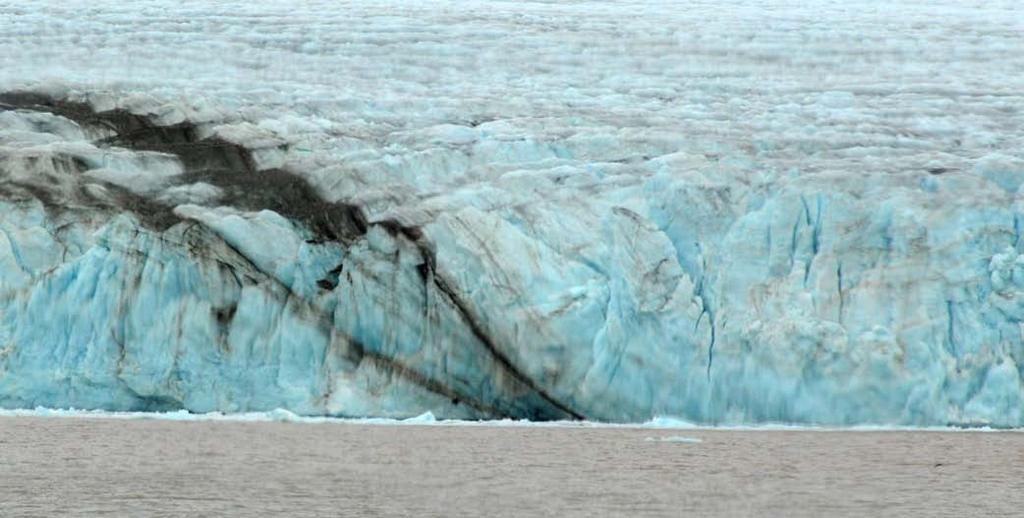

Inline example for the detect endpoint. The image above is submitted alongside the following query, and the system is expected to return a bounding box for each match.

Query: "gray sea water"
[1,415,1021,517]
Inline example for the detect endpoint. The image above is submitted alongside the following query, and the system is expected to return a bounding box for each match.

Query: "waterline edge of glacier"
[1,407,1019,432]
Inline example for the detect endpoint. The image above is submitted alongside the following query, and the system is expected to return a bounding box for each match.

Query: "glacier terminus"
[1,0,1023,427]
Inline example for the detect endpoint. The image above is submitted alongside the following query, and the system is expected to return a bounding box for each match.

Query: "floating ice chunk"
[644,436,703,444]
[642,416,698,429]
[404,411,438,424]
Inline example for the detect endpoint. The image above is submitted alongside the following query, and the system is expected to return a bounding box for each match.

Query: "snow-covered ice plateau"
[1,0,1023,426]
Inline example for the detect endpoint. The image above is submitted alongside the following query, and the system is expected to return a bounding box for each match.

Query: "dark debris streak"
[0,90,583,421]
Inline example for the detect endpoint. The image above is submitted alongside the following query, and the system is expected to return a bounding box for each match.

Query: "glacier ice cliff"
[1,0,1023,426]
[2,91,1023,427]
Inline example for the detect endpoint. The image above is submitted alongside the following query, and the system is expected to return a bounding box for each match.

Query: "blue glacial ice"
[1,0,1024,426]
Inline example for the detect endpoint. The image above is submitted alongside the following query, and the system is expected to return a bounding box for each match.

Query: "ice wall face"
[1,1,1023,425]
[1,94,1022,427]
[0,96,578,421]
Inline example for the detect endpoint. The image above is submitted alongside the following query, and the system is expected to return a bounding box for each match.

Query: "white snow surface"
[2,1,1024,426]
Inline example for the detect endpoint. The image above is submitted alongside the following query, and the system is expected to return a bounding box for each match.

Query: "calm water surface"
[1,416,1021,517]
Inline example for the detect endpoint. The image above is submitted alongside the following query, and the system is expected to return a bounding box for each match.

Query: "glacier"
[1,0,1023,426]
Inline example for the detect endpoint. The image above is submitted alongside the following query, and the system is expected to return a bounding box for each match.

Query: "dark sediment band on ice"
[0,91,368,240]
[0,91,583,421]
